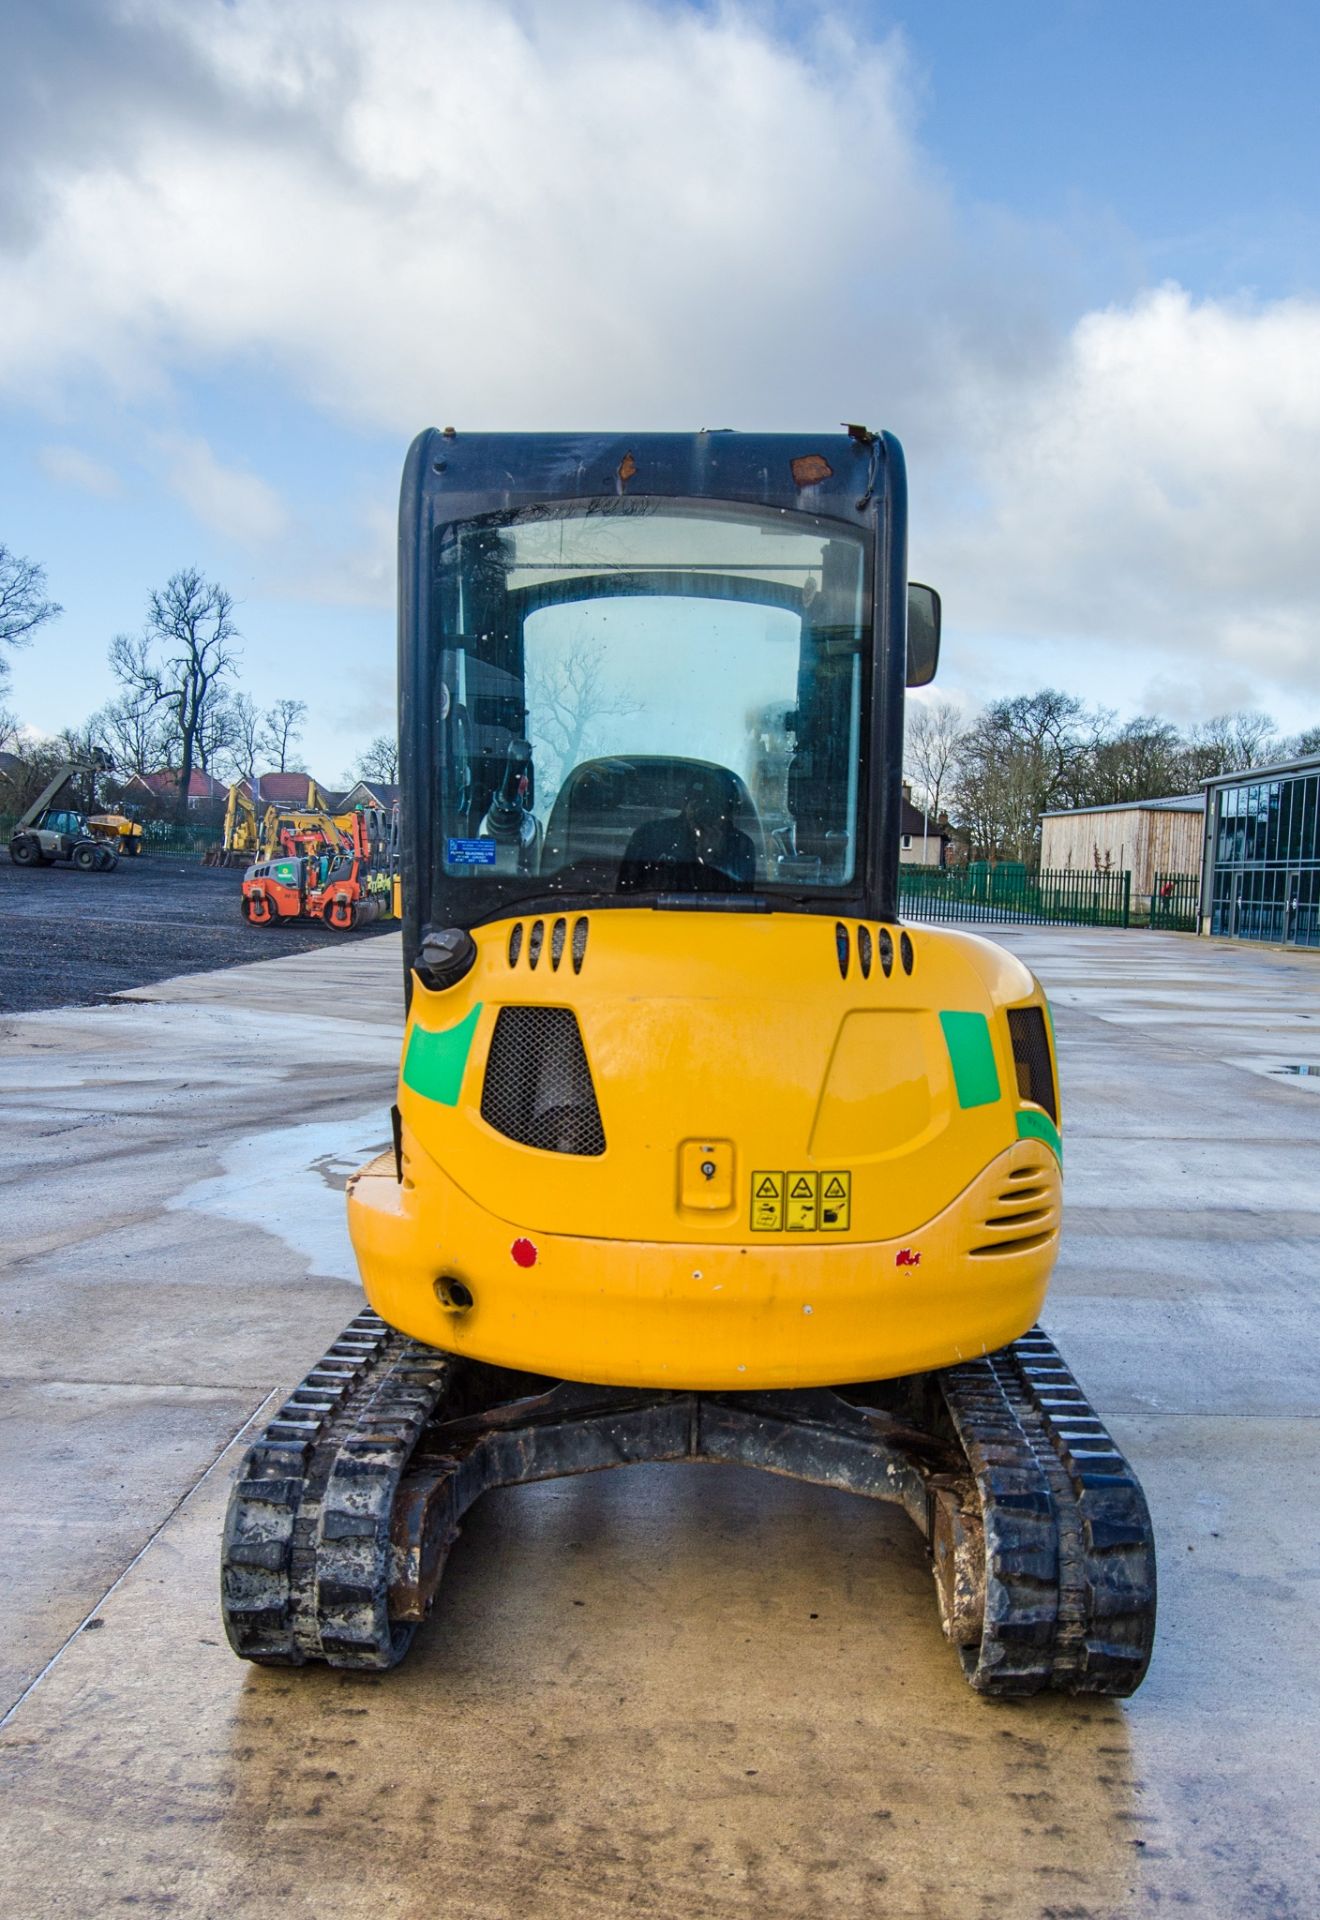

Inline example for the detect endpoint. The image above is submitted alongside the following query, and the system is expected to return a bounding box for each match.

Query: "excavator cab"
[362,432,1059,1386]
[222,430,1156,1697]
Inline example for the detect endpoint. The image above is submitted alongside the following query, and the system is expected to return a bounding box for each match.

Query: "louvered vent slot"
[985,1204,1052,1229]
[481,1008,606,1156]
[1008,1007,1057,1121]
[969,1231,1054,1258]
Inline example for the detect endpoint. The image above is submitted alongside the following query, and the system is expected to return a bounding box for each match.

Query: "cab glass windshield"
[431,500,869,902]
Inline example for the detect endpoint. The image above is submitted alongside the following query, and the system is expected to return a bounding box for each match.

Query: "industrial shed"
[1040,794,1205,895]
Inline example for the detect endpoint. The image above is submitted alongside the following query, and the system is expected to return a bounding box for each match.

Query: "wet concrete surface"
[1,926,1318,1918]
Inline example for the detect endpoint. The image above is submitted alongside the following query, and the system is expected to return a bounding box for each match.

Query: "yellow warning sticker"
[750,1170,853,1231]
[750,1171,784,1231]
[819,1171,852,1231]
[785,1171,818,1232]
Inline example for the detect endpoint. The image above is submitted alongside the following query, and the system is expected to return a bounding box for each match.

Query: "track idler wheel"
[930,1486,986,1649]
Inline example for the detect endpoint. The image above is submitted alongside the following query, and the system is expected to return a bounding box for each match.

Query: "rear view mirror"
[907,583,941,687]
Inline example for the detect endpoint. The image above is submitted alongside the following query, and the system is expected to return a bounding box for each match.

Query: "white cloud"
[0,1,941,430]
[154,431,291,543]
[2,3,1319,730]
[37,444,123,497]
[925,285,1320,709]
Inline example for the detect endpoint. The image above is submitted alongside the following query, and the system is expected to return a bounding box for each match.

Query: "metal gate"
[899,865,1131,927]
[1149,872,1200,932]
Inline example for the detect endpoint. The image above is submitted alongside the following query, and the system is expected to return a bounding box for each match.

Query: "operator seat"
[540,756,765,887]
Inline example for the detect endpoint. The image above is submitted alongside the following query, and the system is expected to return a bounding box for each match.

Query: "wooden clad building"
[1039,795,1205,895]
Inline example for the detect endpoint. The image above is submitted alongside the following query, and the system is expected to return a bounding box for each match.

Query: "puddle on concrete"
[1226,1055,1320,1092]
[168,1112,391,1280]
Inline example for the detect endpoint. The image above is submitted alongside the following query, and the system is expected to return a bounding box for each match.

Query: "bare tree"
[356,734,399,784]
[0,546,62,683]
[1179,711,1284,784]
[109,570,238,819]
[949,689,1096,863]
[905,697,962,822]
[260,697,309,772]
[195,690,243,774]
[218,692,264,784]
[1075,716,1187,805]
[1293,725,1320,757]
[90,688,177,776]
[529,640,637,794]
[0,735,73,813]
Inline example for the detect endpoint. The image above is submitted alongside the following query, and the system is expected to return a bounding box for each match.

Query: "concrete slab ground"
[1,926,1318,1919]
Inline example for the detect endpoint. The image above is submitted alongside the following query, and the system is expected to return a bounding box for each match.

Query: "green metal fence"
[1148,871,1200,932]
[899,863,1132,927]
[137,821,225,861]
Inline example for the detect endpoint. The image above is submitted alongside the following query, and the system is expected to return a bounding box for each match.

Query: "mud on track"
[0,857,392,1013]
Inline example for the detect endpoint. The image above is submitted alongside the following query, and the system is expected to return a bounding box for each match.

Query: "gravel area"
[0,856,394,1012]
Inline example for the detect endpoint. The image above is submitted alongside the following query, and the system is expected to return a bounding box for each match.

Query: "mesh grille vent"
[1008,1007,1057,1121]
[528,920,544,968]
[877,928,894,977]
[900,931,914,975]
[551,917,567,969]
[481,1008,606,1156]
[857,926,872,978]
[835,923,850,978]
[507,923,523,967]
[571,917,589,972]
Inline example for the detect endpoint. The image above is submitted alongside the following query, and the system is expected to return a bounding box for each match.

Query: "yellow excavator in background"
[217,781,392,858]
[213,776,341,866]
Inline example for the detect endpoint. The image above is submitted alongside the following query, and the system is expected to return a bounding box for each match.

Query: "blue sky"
[903,1,1320,296]
[2,0,1318,781]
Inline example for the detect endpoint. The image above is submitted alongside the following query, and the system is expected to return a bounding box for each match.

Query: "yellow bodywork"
[223,784,347,859]
[348,912,1062,1390]
[87,812,144,854]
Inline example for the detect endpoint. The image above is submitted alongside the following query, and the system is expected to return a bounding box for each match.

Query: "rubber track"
[938,1326,1156,1697]
[221,1311,455,1669]
[222,1315,1155,1693]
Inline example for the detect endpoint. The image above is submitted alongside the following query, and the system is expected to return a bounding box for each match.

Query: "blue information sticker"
[447,837,497,867]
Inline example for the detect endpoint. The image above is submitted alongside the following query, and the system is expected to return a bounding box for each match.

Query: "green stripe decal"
[939,1010,1001,1109]
[1016,1108,1063,1163]
[402,1004,482,1106]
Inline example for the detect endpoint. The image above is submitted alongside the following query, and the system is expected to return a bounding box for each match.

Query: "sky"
[2,0,1319,782]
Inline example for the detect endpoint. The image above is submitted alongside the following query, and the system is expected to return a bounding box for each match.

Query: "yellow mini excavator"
[222,429,1156,1696]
